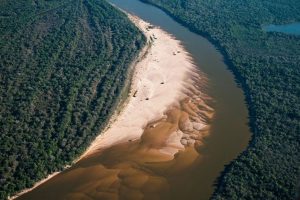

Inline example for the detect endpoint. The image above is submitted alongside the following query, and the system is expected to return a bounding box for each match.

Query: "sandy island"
[11,14,214,200]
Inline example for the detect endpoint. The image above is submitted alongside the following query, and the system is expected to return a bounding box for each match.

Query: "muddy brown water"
[16,0,251,199]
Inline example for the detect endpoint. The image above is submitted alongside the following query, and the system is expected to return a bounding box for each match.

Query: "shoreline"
[11,13,211,199]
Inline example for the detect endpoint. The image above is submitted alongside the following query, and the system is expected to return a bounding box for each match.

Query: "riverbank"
[14,13,214,200]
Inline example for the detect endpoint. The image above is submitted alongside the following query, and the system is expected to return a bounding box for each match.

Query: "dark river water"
[17,0,251,199]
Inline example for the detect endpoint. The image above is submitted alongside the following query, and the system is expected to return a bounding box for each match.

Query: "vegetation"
[0,0,145,198]
[140,0,300,199]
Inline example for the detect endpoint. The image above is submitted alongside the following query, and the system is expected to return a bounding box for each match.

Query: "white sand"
[81,15,197,158]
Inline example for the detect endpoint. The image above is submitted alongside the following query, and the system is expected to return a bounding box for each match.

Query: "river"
[109,0,251,198]
[16,0,251,199]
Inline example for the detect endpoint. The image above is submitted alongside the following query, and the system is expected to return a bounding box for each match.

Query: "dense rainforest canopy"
[0,0,145,198]
[140,0,300,199]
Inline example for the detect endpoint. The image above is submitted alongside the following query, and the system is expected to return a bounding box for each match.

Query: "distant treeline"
[0,0,145,198]
[140,0,300,199]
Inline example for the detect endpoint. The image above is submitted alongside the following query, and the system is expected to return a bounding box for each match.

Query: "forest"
[0,0,145,198]
[140,0,300,199]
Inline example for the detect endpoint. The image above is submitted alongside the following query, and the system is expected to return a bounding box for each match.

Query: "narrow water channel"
[17,0,251,199]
